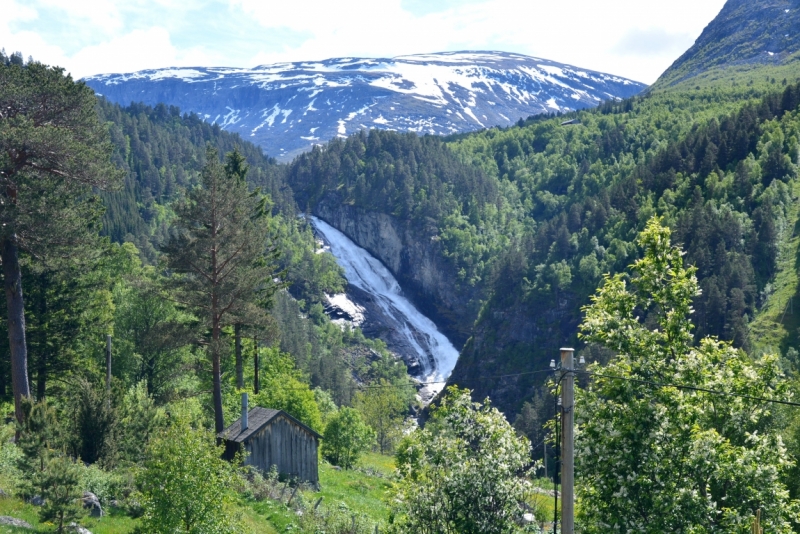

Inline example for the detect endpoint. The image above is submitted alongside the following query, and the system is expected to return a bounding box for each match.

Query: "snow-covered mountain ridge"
[84,51,646,161]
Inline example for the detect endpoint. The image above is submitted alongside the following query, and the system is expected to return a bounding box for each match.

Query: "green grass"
[0,453,396,534]
[240,452,395,531]
[0,496,140,534]
[749,177,800,355]
[310,453,394,522]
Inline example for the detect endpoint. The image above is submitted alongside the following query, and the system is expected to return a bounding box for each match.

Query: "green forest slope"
[289,79,800,422]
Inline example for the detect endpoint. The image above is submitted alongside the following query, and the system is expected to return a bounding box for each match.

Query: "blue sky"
[1,0,727,84]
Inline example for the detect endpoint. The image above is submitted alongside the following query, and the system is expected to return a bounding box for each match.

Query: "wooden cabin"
[218,399,321,486]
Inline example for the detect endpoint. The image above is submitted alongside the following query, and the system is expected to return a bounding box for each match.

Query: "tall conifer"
[162,147,278,432]
[0,60,122,423]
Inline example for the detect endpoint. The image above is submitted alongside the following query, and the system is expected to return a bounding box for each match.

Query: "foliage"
[390,387,531,534]
[37,454,85,533]
[295,501,377,534]
[116,381,166,465]
[0,57,123,422]
[137,424,239,534]
[313,387,339,428]
[162,146,281,433]
[96,99,291,260]
[64,376,116,466]
[16,398,58,499]
[353,379,408,454]
[322,408,375,469]
[250,348,322,431]
[16,400,86,532]
[112,248,197,401]
[576,218,800,532]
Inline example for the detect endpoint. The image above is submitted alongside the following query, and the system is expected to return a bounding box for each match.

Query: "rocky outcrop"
[448,290,582,415]
[82,492,103,517]
[315,202,479,348]
[0,516,33,529]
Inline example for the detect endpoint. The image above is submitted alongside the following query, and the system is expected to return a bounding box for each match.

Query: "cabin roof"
[218,407,322,443]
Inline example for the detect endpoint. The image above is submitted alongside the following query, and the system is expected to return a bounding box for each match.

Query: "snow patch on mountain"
[84,51,646,161]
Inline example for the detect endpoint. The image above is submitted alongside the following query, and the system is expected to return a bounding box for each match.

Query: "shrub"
[137,424,239,533]
[321,408,374,469]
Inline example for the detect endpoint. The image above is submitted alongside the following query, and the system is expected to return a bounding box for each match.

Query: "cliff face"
[314,200,582,416]
[450,291,581,413]
[315,201,478,348]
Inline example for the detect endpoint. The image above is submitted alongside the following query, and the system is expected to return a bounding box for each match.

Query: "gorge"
[310,216,459,400]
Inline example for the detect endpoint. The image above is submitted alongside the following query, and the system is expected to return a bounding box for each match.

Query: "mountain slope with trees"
[655,0,800,89]
[289,79,800,418]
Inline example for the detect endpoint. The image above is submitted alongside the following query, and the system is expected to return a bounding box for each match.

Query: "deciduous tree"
[138,425,238,534]
[321,407,374,469]
[354,378,406,453]
[390,387,531,534]
[577,217,799,532]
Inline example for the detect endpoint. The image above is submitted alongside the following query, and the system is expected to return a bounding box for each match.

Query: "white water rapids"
[310,217,459,392]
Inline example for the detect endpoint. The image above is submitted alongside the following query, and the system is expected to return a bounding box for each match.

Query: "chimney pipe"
[241,392,248,431]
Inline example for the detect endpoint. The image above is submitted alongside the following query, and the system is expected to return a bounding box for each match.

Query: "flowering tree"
[576,217,799,532]
[390,387,533,534]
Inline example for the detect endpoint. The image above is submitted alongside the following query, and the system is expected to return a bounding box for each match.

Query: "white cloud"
[1,0,729,83]
[1,0,37,23]
[34,0,124,34]
[233,0,727,83]
[68,27,216,78]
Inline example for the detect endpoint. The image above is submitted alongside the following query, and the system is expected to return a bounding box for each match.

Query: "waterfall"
[309,216,459,386]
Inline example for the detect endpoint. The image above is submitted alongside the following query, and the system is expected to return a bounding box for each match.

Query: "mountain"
[83,51,646,161]
[656,0,800,88]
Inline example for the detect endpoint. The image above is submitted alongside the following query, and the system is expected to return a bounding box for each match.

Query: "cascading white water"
[310,216,459,387]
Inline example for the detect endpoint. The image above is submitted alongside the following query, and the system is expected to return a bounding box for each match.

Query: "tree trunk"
[212,317,224,434]
[253,336,259,395]
[2,233,31,424]
[36,273,48,400]
[235,323,243,390]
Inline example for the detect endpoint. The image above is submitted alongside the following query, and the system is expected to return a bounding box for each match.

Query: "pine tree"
[162,147,279,432]
[38,454,85,533]
[16,397,57,499]
[0,60,122,423]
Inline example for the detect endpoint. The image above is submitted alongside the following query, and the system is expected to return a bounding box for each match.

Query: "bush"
[296,501,377,534]
[321,408,374,469]
[79,463,131,505]
[137,424,239,533]
[390,387,532,534]
[38,455,85,533]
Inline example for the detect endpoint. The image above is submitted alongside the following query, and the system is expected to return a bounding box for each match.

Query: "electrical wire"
[575,368,800,408]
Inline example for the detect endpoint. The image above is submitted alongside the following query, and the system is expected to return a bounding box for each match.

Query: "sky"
[1,0,728,84]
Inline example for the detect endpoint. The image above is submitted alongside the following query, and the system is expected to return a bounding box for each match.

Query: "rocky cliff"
[315,202,479,349]
[313,200,585,415]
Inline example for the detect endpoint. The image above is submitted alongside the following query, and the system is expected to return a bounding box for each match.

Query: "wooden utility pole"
[544,438,548,480]
[105,334,112,393]
[561,347,575,534]
[253,336,260,395]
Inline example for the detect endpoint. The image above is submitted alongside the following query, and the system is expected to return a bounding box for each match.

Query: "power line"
[576,368,800,408]
[246,363,799,409]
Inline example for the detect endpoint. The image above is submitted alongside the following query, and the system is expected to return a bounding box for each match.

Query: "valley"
[5,0,800,531]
